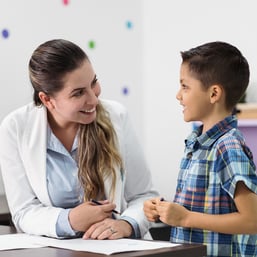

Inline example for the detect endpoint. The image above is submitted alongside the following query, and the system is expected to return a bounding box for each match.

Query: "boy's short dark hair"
[180,41,249,111]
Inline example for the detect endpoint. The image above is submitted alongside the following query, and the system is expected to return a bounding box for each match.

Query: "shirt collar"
[47,124,78,155]
[185,115,238,150]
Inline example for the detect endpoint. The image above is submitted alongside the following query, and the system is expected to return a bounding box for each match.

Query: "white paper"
[0,233,45,250]
[0,233,179,255]
[39,237,179,255]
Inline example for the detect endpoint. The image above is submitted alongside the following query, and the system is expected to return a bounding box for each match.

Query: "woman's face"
[47,60,101,127]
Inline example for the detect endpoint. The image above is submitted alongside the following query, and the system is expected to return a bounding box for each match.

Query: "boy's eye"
[182,84,188,90]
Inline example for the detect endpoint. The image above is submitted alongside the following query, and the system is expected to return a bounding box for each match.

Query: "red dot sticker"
[62,0,69,6]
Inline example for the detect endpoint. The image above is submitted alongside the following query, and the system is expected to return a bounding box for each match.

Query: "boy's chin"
[183,116,193,122]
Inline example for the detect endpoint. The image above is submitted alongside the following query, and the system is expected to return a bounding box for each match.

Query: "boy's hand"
[143,197,162,222]
[156,201,189,227]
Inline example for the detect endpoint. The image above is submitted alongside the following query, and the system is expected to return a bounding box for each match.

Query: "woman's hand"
[83,218,133,240]
[143,197,162,222]
[69,200,116,232]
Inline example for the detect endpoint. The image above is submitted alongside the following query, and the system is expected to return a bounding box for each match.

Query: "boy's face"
[176,63,213,123]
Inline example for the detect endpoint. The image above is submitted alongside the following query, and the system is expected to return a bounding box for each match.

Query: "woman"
[0,39,158,239]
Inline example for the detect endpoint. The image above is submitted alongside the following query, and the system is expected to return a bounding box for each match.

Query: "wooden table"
[0,226,206,257]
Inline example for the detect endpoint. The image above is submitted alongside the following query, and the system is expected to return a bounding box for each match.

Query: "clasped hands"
[69,200,132,239]
[143,197,190,227]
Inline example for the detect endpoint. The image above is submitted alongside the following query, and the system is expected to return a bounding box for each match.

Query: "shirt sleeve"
[217,137,257,198]
[56,209,78,238]
[119,216,141,238]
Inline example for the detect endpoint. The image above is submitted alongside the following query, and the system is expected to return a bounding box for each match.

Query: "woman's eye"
[91,78,98,88]
[73,89,84,97]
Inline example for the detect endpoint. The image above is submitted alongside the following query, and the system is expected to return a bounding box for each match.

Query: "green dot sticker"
[88,40,95,49]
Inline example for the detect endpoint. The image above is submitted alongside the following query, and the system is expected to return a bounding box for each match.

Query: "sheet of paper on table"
[0,233,179,255]
[0,234,45,250]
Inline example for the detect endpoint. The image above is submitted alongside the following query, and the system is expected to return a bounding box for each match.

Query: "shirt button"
[187,152,193,159]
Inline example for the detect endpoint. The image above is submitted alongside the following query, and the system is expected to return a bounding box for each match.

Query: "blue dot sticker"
[122,86,129,96]
[2,29,10,39]
[126,21,133,29]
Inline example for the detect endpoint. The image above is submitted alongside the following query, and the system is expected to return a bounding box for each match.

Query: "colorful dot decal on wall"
[122,86,129,96]
[126,21,133,29]
[62,0,69,5]
[2,29,10,39]
[88,40,96,49]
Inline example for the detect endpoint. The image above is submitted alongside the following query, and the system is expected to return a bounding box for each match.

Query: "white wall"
[1,0,257,199]
[142,0,257,200]
[0,0,144,194]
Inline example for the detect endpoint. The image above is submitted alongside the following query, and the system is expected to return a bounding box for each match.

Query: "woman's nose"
[87,88,99,105]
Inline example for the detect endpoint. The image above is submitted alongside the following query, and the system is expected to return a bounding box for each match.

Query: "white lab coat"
[0,99,158,238]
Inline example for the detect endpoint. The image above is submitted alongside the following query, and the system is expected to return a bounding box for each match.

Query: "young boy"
[144,41,257,257]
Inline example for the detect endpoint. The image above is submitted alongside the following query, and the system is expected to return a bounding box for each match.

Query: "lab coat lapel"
[104,168,123,215]
[21,105,52,205]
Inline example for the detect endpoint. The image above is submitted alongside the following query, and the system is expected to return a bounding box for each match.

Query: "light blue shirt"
[46,125,140,238]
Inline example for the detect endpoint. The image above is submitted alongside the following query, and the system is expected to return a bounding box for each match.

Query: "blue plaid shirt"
[171,115,257,257]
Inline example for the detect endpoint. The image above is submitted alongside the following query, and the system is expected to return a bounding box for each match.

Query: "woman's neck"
[47,111,78,152]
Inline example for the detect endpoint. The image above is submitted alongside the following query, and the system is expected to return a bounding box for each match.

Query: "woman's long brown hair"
[78,101,123,201]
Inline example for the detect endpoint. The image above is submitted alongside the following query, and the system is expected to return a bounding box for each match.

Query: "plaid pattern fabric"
[170,115,257,257]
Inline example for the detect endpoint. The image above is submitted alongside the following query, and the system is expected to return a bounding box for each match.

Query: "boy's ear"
[38,92,55,109]
[209,85,223,104]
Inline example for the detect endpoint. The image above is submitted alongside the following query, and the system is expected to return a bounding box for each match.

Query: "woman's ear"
[209,85,223,104]
[38,92,55,109]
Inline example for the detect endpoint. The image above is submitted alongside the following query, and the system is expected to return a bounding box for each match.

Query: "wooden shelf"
[236,103,257,119]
